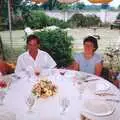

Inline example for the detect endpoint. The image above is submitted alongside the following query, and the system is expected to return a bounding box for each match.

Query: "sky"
[80,0,120,8]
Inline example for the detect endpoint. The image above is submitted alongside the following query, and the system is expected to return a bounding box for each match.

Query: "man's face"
[27,39,38,52]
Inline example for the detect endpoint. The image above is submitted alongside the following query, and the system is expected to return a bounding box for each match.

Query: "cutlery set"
[105,98,120,103]
[95,92,116,96]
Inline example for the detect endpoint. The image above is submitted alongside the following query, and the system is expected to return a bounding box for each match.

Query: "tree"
[41,0,58,10]
[0,0,23,28]
[0,0,8,21]
[101,3,109,9]
[118,5,120,9]
[76,2,85,10]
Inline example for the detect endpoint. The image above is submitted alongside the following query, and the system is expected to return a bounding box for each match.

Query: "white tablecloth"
[2,69,120,120]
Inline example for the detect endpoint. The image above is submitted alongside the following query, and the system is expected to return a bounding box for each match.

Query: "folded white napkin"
[96,82,110,92]
[0,109,16,120]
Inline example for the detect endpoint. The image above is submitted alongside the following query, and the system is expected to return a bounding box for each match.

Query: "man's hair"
[27,35,40,45]
[83,36,98,51]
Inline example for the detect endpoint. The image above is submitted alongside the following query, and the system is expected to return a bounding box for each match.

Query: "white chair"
[24,27,34,36]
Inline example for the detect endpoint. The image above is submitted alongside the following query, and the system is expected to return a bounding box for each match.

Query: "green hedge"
[34,28,74,68]
[25,11,70,29]
[26,11,49,29]
[68,13,102,27]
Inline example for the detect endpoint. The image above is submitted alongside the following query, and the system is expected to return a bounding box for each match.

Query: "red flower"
[0,81,7,88]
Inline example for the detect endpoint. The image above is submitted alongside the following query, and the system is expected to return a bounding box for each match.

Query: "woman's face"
[27,39,38,53]
[84,41,95,55]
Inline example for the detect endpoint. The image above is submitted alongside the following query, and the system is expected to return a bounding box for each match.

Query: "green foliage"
[26,11,49,29]
[48,17,70,29]
[68,13,102,27]
[0,0,8,21]
[0,35,5,60]
[34,29,74,68]
[24,11,70,29]
[56,3,70,10]
[3,44,25,61]
[68,13,85,27]
[12,16,24,30]
[116,13,120,19]
[0,17,3,31]
[84,15,102,27]
[76,2,85,10]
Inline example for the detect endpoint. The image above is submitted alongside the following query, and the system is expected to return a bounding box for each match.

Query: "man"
[15,35,56,75]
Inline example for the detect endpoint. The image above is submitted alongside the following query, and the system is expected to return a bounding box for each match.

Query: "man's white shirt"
[15,49,56,74]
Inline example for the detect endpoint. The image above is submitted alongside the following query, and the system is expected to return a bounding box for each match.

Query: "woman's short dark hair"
[83,36,98,51]
[27,35,40,45]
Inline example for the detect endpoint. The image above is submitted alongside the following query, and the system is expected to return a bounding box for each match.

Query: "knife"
[105,99,120,103]
[84,78,99,82]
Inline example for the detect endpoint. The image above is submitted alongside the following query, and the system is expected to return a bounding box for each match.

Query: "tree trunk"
[0,36,6,60]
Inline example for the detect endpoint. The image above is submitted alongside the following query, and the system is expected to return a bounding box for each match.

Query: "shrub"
[68,13,85,27]
[3,44,25,62]
[12,16,24,30]
[26,11,49,29]
[22,11,70,29]
[34,29,74,68]
[48,17,70,29]
[103,47,120,81]
[83,15,101,27]
[0,17,3,31]
[68,13,102,27]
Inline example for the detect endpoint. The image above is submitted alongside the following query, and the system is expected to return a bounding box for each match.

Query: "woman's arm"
[95,62,103,76]
[66,61,79,71]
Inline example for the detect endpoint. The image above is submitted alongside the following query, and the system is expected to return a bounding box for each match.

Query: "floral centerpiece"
[0,80,7,88]
[32,79,57,98]
[103,47,120,87]
[0,80,8,104]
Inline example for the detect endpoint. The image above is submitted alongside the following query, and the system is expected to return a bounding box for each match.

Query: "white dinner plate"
[83,99,116,116]
[95,82,110,92]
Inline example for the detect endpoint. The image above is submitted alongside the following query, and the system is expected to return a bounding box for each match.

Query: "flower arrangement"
[103,47,120,82]
[0,80,7,88]
[32,79,57,98]
[103,47,120,72]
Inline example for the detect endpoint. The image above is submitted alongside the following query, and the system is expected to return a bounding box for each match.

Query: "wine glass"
[34,68,40,80]
[76,83,85,100]
[59,69,66,76]
[59,97,70,115]
[74,80,84,99]
[26,95,35,113]
[0,80,8,105]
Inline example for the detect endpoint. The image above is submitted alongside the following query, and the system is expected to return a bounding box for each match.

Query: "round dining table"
[1,69,120,120]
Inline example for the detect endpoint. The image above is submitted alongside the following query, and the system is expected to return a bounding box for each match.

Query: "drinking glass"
[74,80,84,99]
[59,69,66,76]
[0,81,8,105]
[26,95,35,113]
[59,97,70,115]
[77,84,85,99]
[34,68,40,80]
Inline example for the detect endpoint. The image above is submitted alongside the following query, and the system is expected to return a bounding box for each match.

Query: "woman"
[74,36,103,76]
[15,35,56,75]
